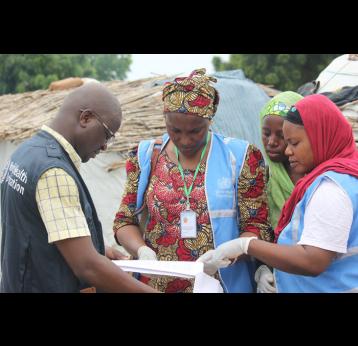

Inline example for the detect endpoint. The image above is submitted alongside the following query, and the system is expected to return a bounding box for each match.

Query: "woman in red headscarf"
[198,94,358,292]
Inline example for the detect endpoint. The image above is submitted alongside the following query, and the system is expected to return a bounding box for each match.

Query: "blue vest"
[1,130,105,292]
[274,171,358,293]
[136,132,255,293]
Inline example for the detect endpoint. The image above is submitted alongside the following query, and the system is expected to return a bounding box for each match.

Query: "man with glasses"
[79,108,116,146]
[0,82,158,293]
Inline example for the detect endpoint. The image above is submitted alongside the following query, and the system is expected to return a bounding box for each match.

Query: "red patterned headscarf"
[162,68,220,119]
[274,94,358,242]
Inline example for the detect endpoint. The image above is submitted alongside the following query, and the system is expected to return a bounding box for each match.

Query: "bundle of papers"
[113,260,223,293]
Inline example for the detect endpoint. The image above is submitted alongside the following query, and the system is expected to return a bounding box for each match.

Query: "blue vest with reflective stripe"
[137,132,255,293]
[274,171,358,293]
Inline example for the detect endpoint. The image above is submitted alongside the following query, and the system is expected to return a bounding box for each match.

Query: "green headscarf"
[260,91,303,229]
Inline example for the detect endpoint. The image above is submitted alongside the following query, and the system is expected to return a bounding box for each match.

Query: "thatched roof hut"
[0,75,280,157]
[0,76,167,155]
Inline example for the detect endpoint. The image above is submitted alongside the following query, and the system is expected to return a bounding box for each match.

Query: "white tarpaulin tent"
[315,54,358,146]
[317,54,358,93]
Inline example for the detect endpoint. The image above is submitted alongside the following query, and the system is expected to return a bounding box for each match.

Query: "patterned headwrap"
[162,68,220,119]
[260,91,303,118]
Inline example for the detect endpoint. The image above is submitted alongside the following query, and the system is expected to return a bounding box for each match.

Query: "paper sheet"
[113,260,223,293]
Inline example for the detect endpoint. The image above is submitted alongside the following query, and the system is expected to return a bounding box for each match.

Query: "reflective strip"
[138,140,154,171]
[223,137,231,144]
[210,209,237,218]
[225,140,248,213]
[342,287,358,293]
[238,142,249,178]
[160,135,170,152]
[291,206,301,244]
[229,151,236,209]
[146,140,155,158]
[206,134,228,293]
[229,151,236,186]
[339,246,358,260]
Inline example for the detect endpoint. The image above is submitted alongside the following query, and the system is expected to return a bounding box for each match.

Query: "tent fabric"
[315,55,358,147]
[322,85,358,107]
[295,56,358,148]
[341,100,358,146]
[317,54,358,93]
[211,70,270,153]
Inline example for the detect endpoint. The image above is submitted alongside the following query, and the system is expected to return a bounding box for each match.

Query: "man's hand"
[255,265,276,293]
[137,245,157,261]
[105,246,130,260]
[197,237,257,275]
[55,237,159,292]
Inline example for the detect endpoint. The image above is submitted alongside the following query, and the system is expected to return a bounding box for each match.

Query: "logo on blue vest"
[218,177,232,189]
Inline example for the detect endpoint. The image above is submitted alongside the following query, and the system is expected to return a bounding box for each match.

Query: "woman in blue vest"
[113,68,273,293]
[255,91,303,293]
[198,94,358,292]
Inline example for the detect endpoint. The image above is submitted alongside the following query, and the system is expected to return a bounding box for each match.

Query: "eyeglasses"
[80,108,116,145]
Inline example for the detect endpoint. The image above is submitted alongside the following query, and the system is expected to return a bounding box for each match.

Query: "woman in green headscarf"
[260,91,304,228]
[255,91,303,293]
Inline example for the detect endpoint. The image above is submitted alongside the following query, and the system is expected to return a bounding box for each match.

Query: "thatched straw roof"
[0,76,167,154]
[0,76,280,156]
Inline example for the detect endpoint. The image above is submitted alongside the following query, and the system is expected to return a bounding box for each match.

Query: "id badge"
[180,209,197,238]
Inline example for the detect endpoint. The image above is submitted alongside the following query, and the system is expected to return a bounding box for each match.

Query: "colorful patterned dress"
[113,142,273,292]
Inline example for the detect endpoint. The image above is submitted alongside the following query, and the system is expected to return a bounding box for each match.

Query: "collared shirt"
[35,125,90,243]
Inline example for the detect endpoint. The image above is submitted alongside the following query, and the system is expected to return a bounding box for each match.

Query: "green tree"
[87,54,132,81]
[212,54,341,91]
[0,54,132,95]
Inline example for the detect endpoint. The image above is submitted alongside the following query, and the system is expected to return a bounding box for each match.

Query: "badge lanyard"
[174,132,210,238]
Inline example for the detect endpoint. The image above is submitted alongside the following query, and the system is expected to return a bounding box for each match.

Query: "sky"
[125,54,230,81]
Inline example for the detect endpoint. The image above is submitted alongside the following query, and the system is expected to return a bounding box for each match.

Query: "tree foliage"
[0,54,132,95]
[212,54,341,91]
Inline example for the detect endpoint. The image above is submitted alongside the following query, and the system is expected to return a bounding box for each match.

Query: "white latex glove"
[197,249,231,276]
[197,237,257,276]
[255,265,276,293]
[137,245,158,261]
[212,236,257,260]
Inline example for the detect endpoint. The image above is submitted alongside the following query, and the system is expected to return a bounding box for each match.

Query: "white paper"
[113,260,223,293]
[193,272,224,293]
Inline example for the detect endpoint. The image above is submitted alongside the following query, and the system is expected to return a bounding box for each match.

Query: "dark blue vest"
[1,130,105,292]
